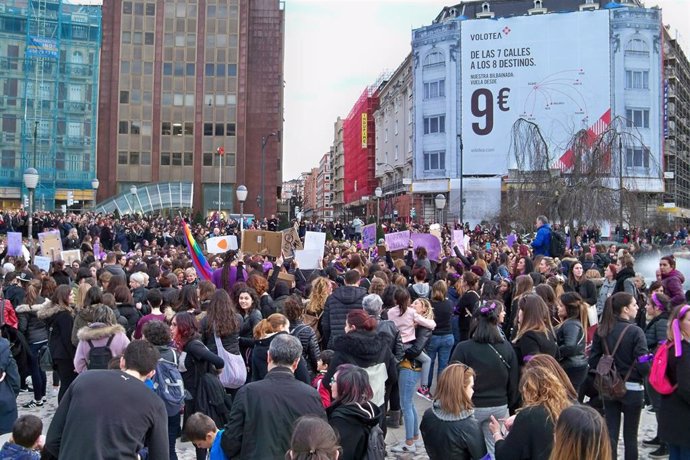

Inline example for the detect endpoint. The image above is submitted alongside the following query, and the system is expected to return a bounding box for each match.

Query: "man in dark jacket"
[321,270,367,349]
[221,334,326,459]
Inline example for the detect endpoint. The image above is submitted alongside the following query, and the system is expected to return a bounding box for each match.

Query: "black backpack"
[549,230,567,258]
[333,402,385,460]
[594,324,634,399]
[87,335,115,370]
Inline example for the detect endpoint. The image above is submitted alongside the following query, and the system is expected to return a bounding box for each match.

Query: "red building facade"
[343,88,378,207]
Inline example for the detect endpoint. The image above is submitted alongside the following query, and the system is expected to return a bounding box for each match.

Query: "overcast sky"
[282,0,690,181]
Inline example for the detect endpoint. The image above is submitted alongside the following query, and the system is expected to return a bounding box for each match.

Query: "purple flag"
[411,233,442,262]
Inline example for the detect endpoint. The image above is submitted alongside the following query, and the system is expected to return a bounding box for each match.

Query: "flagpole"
[217,147,224,215]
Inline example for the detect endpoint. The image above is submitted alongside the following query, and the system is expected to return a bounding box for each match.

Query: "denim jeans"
[670,444,690,460]
[603,389,644,460]
[168,412,181,460]
[399,368,421,440]
[426,334,454,388]
[28,341,48,401]
[473,405,509,458]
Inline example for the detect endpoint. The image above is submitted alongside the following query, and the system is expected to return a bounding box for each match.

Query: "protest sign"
[452,230,464,249]
[361,224,376,249]
[384,231,410,251]
[294,249,321,270]
[304,232,326,252]
[411,233,442,261]
[281,228,303,258]
[34,256,51,272]
[7,232,22,257]
[506,233,517,248]
[240,230,282,257]
[206,235,238,254]
[38,231,62,261]
[61,249,82,265]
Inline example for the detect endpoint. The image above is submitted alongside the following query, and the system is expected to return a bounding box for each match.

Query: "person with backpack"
[530,215,552,257]
[658,304,690,460]
[73,304,130,373]
[143,320,186,460]
[113,285,142,339]
[284,295,320,378]
[588,292,650,460]
[327,364,385,460]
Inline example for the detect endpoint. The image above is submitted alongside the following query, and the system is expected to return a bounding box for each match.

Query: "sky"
[282,0,690,181]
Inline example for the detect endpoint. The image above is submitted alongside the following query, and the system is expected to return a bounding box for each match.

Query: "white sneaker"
[390,441,417,453]
[414,438,425,448]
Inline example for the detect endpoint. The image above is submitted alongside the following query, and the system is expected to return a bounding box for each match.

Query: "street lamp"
[217,146,225,215]
[260,131,280,219]
[375,186,383,228]
[23,168,39,264]
[435,193,447,225]
[130,185,143,214]
[236,185,248,232]
[91,178,99,212]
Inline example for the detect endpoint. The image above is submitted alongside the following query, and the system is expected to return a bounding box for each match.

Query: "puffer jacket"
[323,330,398,407]
[556,318,587,369]
[290,320,320,376]
[420,403,487,460]
[15,297,50,344]
[661,269,686,307]
[321,285,367,349]
[644,312,669,353]
[73,323,130,373]
[71,304,128,346]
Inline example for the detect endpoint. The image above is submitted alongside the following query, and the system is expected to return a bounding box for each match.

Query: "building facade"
[0,0,102,211]
[316,151,332,220]
[97,0,284,216]
[374,53,415,222]
[301,167,317,218]
[330,117,344,220]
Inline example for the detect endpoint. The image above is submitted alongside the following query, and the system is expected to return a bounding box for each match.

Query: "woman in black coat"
[327,364,382,460]
[250,314,311,384]
[512,294,558,366]
[421,363,487,460]
[555,292,588,392]
[284,295,320,377]
[563,262,597,306]
[199,290,242,356]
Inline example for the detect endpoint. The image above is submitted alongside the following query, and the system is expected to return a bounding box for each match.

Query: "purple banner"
[7,232,22,257]
[361,224,376,249]
[384,231,410,251]
[411,233,442,262]
[506,233,517,248]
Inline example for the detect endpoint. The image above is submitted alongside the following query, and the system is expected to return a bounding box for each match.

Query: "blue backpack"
[152,350,186,416]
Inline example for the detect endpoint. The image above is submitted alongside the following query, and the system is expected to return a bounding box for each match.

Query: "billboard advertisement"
[460,10,612,174]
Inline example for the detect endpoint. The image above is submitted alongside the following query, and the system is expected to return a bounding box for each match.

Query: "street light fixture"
[236,185,248,232]
[23,168,39,264]
[130,185,143,214]
[435,193,447,224]
[375,186,383,228]
[91,178,99,212]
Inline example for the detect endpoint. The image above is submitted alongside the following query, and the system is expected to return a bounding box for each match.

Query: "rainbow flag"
[182,220,213,281]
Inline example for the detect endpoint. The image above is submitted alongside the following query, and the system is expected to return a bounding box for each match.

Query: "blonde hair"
[307,277,331,315]
[253,313,289,339]
[434,363,475,415]
[415,298,435,321]
[520,363,573,424]
[75,282,92,309]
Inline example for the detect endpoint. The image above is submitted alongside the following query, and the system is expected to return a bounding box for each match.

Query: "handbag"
[213,333,247,389]
[586,303,598,327]
[39,327,54,372]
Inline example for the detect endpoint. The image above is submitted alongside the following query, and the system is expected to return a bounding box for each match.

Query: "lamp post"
[91,178,99,212]
[435,193,447,225]
[23,168,39,264]
[236,185,248,232]
[375,186,382,228]
[130,185,143,214]
[217,146,225,215]
[260,131,280,219]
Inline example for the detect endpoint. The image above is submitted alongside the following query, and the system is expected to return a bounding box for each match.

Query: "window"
[118,151,128,165]
[626,109,649,129]
[130,151,140,164]
[174,62,184,76]
[424,79,445,99]
[1,150,15,169]
[144,32,154,45]
[123,2,132,14]
[161,152,171,165]
[140,152,151,165]
[184,152,193,166]
[394,120,399,135]
[228,64,237,76]
[141,122,152,136]
[395,145,399,161]
[133,32,143,45]
[384,128,388,143]
[172,123,183,136]
[203,152,213,166]
[145,3,155,15]
[184,122,193,135]
[424,150,446,171]
[215,123,224,136]
[163,63,172,75]
[172,152,182,166]
[625,38,649,56]
[122,31,131,44]
[121,61,130,74]
[161,122,171,135]
[2,116,17,133]
[226,123,236,136]
[204,123,213,136]
[173,94,184,106]
[134,3,144,15]
[626,70,649,90]
[119,121,128,134]
[625,146,650,168]
[186,63,195,76]
[423,51,444,68]
[162,93,172,106]
[175,34,185,47]
[216,64,225,76]
[129,121,140,135]
[184,94,194,106]
[205,64,214,76]
[144,62,153,75]
[130,89,141,104]
[423,115,446,134]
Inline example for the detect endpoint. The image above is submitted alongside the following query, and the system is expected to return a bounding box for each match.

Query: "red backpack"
[649,341,677,395]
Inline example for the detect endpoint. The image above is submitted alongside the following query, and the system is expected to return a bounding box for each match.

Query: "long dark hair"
[334,364,373,405]
[206,289,240,336]
[598,292,634,337]
[172,311,200,348]
[470,300,505,344]
[220,250,241,293]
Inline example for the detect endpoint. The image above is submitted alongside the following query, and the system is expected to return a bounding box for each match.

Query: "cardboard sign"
[281,228,303,258]
[38,231,63,261]
[240,230,283,257]
[361,224,376,249]
[384,231,410,251]
[295,249,321,270]
[206,235,238,254]
[269,269,296,284]
[34,256,51,272]
[411,233,442,262]
[61,249,82,265]
[304,231,326,252]
[7,232,23,257]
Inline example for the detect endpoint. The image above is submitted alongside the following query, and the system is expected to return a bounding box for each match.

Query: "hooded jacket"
[531,223,552,257]
[37,302,76,361]
[323,330,397,406]
[73,323,130,373]
[661,269,686,307]
[408,282,430,301]
[420,403,487,460]
[0,442,40,460]
[71,304,128,346]
[16,297,50,344]
[2,284,25,309]
[321,285,367,349]
[327,401,382,460]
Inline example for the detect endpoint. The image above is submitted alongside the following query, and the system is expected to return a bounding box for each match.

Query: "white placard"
[304,232,326,252]
[206,235,238,254]
[34,256,51,272]
[295,249,321,270]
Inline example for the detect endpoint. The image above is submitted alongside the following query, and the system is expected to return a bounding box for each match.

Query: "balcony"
[62,136,91,148]
[62,101,89,113]
[382,180,408,195]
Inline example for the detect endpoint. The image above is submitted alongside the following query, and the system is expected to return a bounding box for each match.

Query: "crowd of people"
[0,211,688,459]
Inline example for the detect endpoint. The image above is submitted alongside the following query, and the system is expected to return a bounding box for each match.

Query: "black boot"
[643,436,661,447]
[386,410,401,428]
[649,444,669,459]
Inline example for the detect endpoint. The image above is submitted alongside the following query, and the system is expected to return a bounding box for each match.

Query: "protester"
[287,415,340,460]
[512,294,558,365]
[426,280,454,390]
[15,279,48,409]
[251,313,310,384]
[564,262,597,307]
[657,255,686,307]
[0,414,43,460]
[556,292,589,392]
[548,405,612,460]
[531,216,552,257]
[199,289,242,358]
[73,304,130,373]
[321,270,367,349]
[0,334,19,435]
[184,413,228,460]
[284,295,320,377]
